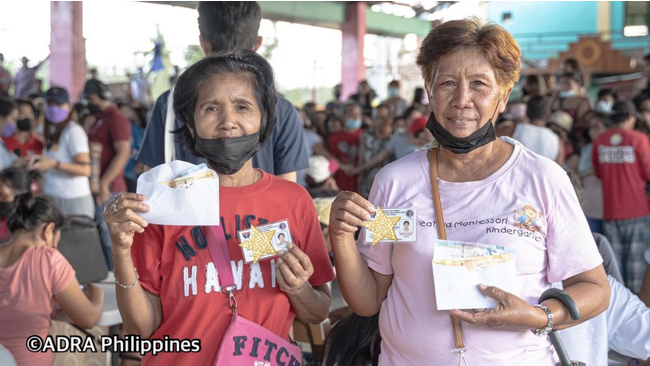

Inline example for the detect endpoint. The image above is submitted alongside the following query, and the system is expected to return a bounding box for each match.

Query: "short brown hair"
[416,18,521,97]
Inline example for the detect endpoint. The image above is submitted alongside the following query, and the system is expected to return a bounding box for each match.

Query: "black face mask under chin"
[426,106,499,154]
[194,132,262,175]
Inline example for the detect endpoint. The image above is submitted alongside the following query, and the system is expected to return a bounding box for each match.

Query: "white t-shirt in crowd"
[561,275,650,366]
[358,137,602,365]
[512,122,560,161]
[43,122,91,199]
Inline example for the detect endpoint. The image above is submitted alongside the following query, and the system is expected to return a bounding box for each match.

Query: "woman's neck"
[15,131,30,144]
[437,139,513,182]
[215,161,261,188]
[0,232,44,268]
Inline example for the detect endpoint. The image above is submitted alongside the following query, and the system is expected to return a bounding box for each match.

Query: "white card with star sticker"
[238,219,293,264]
[363,208,417,245]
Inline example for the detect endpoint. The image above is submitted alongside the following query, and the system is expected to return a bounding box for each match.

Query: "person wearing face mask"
[330,18,609,365]
[382,80,408,118]
[326,84,345,117]
[357,116,394,199]
[103,50,334,366]
[0,99,19,170]
[26,87,94,219]
[84,80,131,270]
[550,71,592,130]
[2,98,43,158]
[347,116,433,181]
[596,89,617,115]
[328,103,363,192]
[0,193,104,366]
[0,167,42,244]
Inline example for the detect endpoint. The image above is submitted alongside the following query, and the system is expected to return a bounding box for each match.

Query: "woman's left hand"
[276,243,314,296]
[449,284,548,331]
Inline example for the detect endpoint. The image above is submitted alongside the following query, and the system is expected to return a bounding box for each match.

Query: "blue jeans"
[95,192,121,271]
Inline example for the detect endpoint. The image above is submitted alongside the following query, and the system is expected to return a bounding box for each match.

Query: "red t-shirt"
[2,135,43,157]
[327,129,362,192]
[592,128,650,220]
[131,171,335,366]
[87,105,131,193]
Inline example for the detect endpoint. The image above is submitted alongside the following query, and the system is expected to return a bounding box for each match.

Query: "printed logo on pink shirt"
[513,205,543,232]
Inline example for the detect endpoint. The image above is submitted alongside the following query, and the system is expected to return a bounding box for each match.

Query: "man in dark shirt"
[136,2,308,182]
[85,80,131,270]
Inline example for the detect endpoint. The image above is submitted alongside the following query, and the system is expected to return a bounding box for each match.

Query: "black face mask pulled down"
[194,132,262,175]
[426,108,498,155]
[0,201,13,218]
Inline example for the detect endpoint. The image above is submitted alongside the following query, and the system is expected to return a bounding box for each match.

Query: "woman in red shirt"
[104,50,334,365]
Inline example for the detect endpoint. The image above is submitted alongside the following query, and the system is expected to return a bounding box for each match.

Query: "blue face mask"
[345,118,362,130]
[559,90,576,98]
[388,87,399,98]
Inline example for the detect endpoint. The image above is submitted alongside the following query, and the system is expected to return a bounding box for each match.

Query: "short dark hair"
[590,112,613,129]
[7,193,64,233]
[278,233,285,238]
[644,53,650,63]
[0,167,42,195]
[0,98,16,118]
[15,98,36,117]
[561,71,582,84]
[173,50,277,156]
[563,58,580,71]
[526,96,549,121]
[389,80,400,87]
[197,2,262,53]
[597,88,616,100]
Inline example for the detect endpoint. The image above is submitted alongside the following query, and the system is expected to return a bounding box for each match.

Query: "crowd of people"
[0,1,650,366]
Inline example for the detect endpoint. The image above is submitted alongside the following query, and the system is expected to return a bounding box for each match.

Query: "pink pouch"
[214,314,302,366]
[206,226,302,366]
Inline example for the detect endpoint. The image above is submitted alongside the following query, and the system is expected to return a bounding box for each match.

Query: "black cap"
[44,87,69,105]
[83,79,110,99]
[613,100,637,115]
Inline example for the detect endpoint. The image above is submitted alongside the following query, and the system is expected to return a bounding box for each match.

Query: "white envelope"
[136,161,220,226]
[432,258,517,310]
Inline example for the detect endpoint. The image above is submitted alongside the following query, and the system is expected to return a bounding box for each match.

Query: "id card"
[364,207,417,244]
[238,219,293,264]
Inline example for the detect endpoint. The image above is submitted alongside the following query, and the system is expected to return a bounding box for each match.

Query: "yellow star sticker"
[239,225,277,263]
[362,207,401,246]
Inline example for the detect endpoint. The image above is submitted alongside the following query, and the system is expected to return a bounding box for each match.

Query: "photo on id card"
[364,208,417,244]
[238,219,293,263]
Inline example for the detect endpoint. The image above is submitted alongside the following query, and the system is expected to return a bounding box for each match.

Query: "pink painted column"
[341,2,367,100]
[50,2,86,101]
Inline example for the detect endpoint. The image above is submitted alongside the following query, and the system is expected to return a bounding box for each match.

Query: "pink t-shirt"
[358,137,603,365]
[0,246,75,366]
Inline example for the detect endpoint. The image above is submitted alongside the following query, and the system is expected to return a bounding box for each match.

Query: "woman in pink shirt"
[0,193,103,366]
[330,18,610,365]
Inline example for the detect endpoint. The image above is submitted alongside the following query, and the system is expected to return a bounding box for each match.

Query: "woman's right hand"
[103,193,150,254]
[329,191,375,241]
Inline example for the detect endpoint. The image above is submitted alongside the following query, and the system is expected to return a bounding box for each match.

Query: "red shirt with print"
[592,128,650,220]
[87,105,131,193]
[2,135,43,157]
[130,171,335,366]
[327,129,362,192]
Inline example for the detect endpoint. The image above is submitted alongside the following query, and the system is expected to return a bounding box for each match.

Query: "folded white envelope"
[432,258,518,310]
[136,161,220,226]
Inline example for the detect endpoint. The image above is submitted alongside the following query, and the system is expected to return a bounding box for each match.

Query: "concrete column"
[341,2,367,100]
[50,2,86,101]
